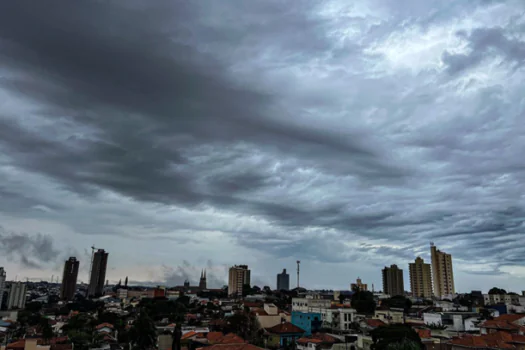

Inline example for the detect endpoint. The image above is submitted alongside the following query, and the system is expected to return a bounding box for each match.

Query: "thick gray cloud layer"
[1,0,525,290]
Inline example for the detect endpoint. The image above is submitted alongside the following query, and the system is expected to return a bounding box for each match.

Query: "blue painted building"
[291,311,322,336]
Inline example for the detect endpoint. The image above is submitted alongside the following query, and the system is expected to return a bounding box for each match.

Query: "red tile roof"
[297,338,323,345]
[215,333,245,344]
[182,331,198,340]
[366,319,386,328]
[96,322,114,330]
[266,322,305,334]
[5,340,25,350]
[197,344,264,350]
[207,332,225,343]
[311,333,338,343]
[449,331,525,349]
[415,329,432,339]
[251,308,268,316]
[494,314,525,323]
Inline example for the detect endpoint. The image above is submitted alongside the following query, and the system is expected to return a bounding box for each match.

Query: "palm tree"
[129,309,157,350]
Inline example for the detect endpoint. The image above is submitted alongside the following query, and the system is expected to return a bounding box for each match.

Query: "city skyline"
[1,1,525,293]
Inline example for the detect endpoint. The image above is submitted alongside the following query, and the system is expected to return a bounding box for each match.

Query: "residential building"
[228,265,250,297]
[265,322,305,348]
[484,293,520,305]
[291,298,331,312]
[423,311,481,332]
[60,257,79,301]
[374,309,404,324]
[87,249,109,297]
[277,269,289,291]
[351,277,368,291]
[0,268,5,310]
[382,264,404,297]
[251,303,291,328]
[6,282,27,309]
[291,311,322,336]
[430,243,455,297]
[409,257,433,298]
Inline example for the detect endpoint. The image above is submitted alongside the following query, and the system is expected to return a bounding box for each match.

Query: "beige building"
[228,265,250,297]
[382,265,404,296]
[252,303,291,328]
[6,282,27,310]
[430,243,455,298]
[351,277,368,291]
[409,257,433,298]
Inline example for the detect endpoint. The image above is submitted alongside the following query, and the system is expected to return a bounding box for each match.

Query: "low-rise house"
[484,294,520,306]
[264,322,306,348]
[373,309,404,324]
[423,312,481,332]
[251,303,291,329]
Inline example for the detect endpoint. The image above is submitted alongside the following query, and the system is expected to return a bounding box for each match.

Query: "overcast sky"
[1,0,525,293]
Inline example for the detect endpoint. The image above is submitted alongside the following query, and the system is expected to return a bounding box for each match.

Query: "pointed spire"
[204,269,206,279]
[200,269,203,279]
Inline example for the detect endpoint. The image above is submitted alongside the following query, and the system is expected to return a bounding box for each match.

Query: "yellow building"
[430,243,455,297]
[409,257,433,298]
[228,265,251,297]
[351,277,368,291]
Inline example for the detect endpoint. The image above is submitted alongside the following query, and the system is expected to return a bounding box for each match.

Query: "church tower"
[199,269,207,290]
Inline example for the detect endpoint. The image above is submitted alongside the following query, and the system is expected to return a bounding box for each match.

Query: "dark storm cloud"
[442,27,525,75]
[0,0,408,223]
[0,0,525,288]
[0,226,59,268]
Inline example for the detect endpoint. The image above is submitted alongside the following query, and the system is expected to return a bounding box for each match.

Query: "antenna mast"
[296,260,301,289]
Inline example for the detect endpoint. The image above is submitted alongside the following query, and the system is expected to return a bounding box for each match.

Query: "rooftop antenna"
[296,261,301,289]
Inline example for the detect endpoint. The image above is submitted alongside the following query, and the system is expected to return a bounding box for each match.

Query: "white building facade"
[6,282,27,310]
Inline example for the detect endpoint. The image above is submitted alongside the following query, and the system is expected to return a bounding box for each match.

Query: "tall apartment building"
[0,267,5,309]
[277,269,290,291]
[61,257,80,300]
[6,282,27,309]
[228,265,250,297]
[87,249,109,297]
[382,264,404,296]
[430,243,455,297]
[409,257,432,298]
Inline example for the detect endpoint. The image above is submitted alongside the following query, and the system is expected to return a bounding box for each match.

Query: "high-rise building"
[430,243,455,297]
[277,269,290,291]
[6,282,27,309]
[87,249,109,297]
[382,264,404,296]
[61,257,80,301]
[351,277,368,291]
[228,265,250,297]
[0,267,6,310]
[409,257,433,298]
[199,269,207,290]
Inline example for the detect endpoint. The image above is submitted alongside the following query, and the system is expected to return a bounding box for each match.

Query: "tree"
[381,296,412,314]
[224,311,263,345]
[386,339,423,350]
[351,290,376,314]
[371,324,423,350]
[129,309,157,350]
[40,318,54,344]
[242,284,252,297]
[488,287,507,295]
